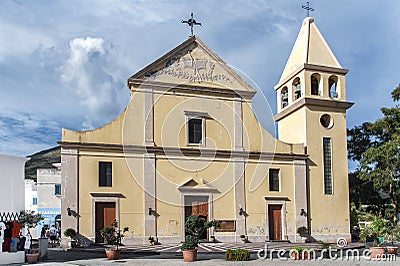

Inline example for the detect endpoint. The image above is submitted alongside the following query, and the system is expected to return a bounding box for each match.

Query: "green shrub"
[182,216,219,251]
[100,220,129,250]
[317,240,331,249]
[64,228,76,238]
[297,226,308,237]
[359,218,394,244]
[185,216,219,239]
[225,249,250,261]
[181,235,198,250]
[290,246,304,253]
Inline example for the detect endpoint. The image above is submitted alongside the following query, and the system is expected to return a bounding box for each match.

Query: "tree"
[348,85,400,223]
[184,215,219,240]
[18,210,44,252]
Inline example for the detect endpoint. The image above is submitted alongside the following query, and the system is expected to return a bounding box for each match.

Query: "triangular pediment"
[279,17,343,82]
[177,178,220,193]
[128,36,256,97]
[180,179,198,187]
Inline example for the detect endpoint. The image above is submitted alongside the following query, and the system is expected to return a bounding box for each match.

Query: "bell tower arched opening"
[329,76,338,98]
[311,74,320,96]
[292,78,301,101]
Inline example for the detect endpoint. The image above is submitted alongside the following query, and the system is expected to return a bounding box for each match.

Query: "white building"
[25,179,37,212]
[37,163,61,234]
[24,179,38,238]
[0,154,27,266]
[0,154,27,214]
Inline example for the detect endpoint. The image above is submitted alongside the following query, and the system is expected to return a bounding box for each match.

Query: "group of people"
[0,221,25,252]
[40,223,61,248]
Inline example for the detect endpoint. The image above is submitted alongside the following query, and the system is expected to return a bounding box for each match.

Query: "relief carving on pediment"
[148,50,233,84]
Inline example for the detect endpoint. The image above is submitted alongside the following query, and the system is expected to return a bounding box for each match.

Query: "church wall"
[153,92,234,150]
[276,108,307,145]
[242,103,303,154]
[77,153,145,241]
[154,157,236,242]
[244,161,297,241]
[155,200,181,242]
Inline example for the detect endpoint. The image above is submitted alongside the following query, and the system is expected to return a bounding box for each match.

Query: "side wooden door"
[95,202,116,243]
[268,205,282,241]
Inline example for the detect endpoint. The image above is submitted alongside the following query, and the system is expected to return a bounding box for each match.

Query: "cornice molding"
[128,80,256,100]
[58,142,308,161]
[274,97,354,121]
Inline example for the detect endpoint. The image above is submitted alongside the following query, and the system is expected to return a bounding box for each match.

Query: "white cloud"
[60,37,120,127]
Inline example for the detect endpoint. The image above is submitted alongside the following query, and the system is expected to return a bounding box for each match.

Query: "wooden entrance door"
[95,202,116,243]
[185,201,208,240]
[268,205,282,241]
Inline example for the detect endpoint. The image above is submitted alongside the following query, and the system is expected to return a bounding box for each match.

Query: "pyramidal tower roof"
[279,17,342,83]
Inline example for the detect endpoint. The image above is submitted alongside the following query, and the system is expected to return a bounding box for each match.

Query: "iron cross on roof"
[181,12,202,37]
[302,1,314,17]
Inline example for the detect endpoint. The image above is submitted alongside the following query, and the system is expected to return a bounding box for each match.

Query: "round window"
[320,114,333,129]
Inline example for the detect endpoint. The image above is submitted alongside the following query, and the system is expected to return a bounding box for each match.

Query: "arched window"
[329,76,338,98]
[311,74,319,95]
[293,78,301,100]
[281,87,288,108]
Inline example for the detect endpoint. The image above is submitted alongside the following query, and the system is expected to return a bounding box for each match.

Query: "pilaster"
[144,154,156,238]
[234,158,246,237]
[293,159,308,242]
[60,147,79,232]
[144,87,154,146]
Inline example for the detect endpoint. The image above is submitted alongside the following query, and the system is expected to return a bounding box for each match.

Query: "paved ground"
[12,242,399,265]
[130,242,366,254]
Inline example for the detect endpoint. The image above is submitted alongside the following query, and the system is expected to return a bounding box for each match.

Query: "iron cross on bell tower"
[302,1,314,17]
[181,13,202,37]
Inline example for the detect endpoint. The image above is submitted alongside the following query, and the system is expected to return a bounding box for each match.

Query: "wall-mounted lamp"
[300,208,307,217]
[148,207,153,215]
[67,207,79,218]
[239,207,244,216]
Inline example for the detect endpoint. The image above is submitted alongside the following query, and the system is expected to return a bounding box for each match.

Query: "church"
[60,16,352,244]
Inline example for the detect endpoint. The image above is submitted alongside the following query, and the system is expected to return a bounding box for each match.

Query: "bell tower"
[274,17,353,241]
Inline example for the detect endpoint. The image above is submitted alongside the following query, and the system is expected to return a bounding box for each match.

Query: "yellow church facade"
[60,17,352,244]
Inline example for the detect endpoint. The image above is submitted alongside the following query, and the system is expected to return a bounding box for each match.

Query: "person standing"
[0,221,5,252]
[40,226,46,238]
[49,224,57,248]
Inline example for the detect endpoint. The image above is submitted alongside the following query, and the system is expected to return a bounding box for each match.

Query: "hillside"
[25,146,61,180]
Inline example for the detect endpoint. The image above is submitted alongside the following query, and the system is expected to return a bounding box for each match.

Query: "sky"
[1,0,400,157]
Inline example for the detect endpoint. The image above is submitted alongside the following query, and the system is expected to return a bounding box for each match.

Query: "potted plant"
[318,240,332,259]
[384,224,399,255]
[181,235,198,262]
[297,226,308,243]
[290,246,304,260]
[290,246,313,260]
[182,215,219,262]
[359,218,391,258]
[26,249,40,264]
[148,236,155,245]
[100,220,129,260]
[18,210,44,263]
[63,228,77,248]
